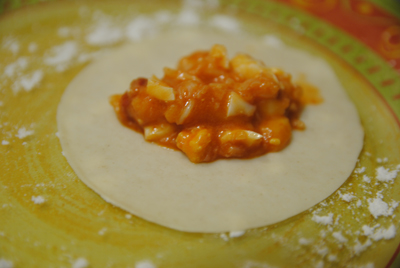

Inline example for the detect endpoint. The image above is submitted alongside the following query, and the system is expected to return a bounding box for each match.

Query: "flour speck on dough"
[135,260,156,268]
[72,257,89,268]
[229,230,245,238]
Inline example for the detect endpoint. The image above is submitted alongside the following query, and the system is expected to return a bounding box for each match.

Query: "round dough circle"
[57,29,363,233]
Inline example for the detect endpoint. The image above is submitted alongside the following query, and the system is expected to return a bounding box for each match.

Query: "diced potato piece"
[164,99,196,125]
[176,80,207,99]
[210,44,229,69]
[227,92,256,117]
[146,76,175,101]
[177,100,194,124]
[258,116,291,151]
[219,130,263,147]
[263,68,285,89]
[189,130,212,153]
[269,71,280,84]
[270,68,293,90]
[129,95,165,126]
[230,54,264,79]
[176,71,201,82]
[164,104,180,124]
[269,138,281,145]
[176,128,212,163]
[236,73,280,101]
[144,123,176,141]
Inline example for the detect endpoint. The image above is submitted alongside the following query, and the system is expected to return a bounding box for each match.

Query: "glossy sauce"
[111,45,320,163]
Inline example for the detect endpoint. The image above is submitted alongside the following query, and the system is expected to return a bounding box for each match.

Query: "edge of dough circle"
[57,29,364,233]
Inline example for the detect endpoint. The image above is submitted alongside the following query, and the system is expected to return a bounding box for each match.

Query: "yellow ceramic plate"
[1,0,400,267]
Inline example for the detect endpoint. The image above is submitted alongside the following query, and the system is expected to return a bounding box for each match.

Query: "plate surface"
[1,0,400,267]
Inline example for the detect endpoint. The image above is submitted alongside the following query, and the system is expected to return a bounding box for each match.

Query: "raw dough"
[57,29,363,233]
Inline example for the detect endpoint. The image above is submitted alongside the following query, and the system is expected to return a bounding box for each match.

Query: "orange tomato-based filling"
[110,45,320,163]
